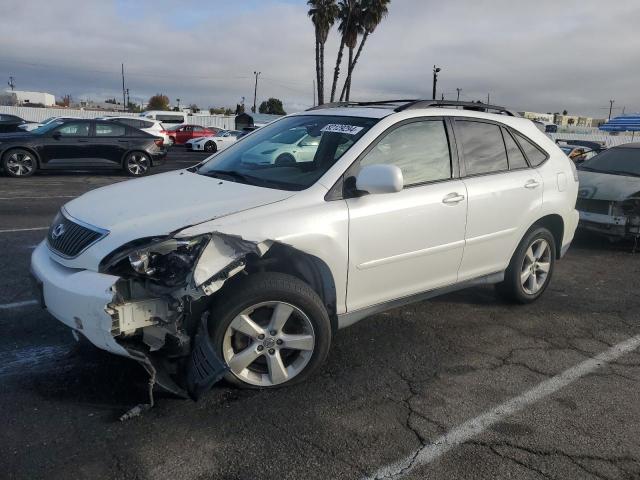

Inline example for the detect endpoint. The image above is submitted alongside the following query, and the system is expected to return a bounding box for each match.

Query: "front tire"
[123,152,151,177]
[497,226,556,304]
[204,141,217,153]
[209,273,331,389]
[2,149,37,177]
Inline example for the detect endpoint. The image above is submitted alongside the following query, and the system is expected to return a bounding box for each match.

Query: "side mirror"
[52,131,62,139]
[355,164,403,194]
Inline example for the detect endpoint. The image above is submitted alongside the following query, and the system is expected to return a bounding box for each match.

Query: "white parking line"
[0,299,38,310]
[0,227,48,234]
[0,195,76,200]
[366,334,640,480]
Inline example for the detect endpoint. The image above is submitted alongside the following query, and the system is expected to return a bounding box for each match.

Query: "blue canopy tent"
[599,115,640,139]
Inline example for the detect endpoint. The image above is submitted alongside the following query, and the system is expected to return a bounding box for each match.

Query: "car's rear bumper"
[30,242,131,358]
[151,150,167,166]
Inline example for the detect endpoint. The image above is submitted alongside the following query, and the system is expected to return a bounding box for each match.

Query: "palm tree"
[308,0,339,105]
[330,0,357,102]
[341,0,390,101]
[338,1,364,101]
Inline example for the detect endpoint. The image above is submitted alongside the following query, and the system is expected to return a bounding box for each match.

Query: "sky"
[1,0,638,117]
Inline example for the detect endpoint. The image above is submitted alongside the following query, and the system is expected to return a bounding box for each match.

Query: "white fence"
[548,132,638,148]
[0,106,236,130]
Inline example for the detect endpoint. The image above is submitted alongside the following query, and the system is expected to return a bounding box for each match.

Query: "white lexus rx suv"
[30,100,579,397]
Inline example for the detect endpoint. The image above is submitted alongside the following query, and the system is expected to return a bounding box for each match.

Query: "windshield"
[579,148,640,176]
[559,146,573,154]
[31,121,64,135]
[197,115,378,191]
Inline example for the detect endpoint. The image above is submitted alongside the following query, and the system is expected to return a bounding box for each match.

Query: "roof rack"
[306,99,519,117]
[394,100,519,116]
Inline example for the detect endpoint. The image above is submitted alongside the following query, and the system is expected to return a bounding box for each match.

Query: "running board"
[337,271,504,329]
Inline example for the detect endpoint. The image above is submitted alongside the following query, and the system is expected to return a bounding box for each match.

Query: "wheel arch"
[531,214,564,259]
[1,146,41,168]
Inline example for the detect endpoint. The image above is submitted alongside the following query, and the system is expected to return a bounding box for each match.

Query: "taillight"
[154,138,164,147]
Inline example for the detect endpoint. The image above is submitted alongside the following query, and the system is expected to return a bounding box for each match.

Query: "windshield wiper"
[202,169,257,185]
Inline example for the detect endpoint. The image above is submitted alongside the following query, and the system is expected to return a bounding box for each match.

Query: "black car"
[0,114,29,133]
[0,119,166,178]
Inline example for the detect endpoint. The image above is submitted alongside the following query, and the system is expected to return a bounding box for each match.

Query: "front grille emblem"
[51,223,66,240]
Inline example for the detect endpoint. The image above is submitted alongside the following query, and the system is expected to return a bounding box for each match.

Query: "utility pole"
[441,93,445,100]
[8,75,15,91]
[252,71,261,113]
[432,66,441,100]
[313,79,316,107]
[487,93,491,104]
[177,98,181,111]
[125,88,130,111]
[121,63,126,112]
[456,88,461,101]
[608,99,615,120]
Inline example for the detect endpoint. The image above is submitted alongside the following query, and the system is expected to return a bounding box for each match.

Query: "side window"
[56,122,90,137]
[95,123,126,137]
[193,126,204,132]
[457,121,508,175]
[502,128,529,169]
[359,120,451,186]
[116,118,135,127]
[139,120,153,129]
[513,132,548,167]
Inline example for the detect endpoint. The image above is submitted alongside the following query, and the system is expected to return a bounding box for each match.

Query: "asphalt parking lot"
[1,148,639,480]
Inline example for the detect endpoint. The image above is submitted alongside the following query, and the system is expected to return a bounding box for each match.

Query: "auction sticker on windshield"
[321,124,364,135]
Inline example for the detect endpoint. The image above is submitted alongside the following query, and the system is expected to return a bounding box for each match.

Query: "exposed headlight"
[102,235,211,287]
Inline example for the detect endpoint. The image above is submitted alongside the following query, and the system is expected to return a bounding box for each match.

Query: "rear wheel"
[2,149,37,177]
[204,141,217,153]
[275,153,296,166]
[123,152,151,177]
[209,273,331,389]
[497,226,556,303]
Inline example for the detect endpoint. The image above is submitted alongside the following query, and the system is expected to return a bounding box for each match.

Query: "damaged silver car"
[30,100,578,405]
[576,143,640,242]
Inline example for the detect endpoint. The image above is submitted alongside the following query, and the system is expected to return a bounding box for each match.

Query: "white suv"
[98,116,169,144]
[30,100,579,397]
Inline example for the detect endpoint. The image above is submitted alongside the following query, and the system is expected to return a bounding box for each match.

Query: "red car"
[164,124,219,145]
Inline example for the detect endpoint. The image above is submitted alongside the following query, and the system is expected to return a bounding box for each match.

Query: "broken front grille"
[47,213,107,258]
[576,198,611,215]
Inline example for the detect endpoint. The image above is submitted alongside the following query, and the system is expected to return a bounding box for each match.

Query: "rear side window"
[513,132,548,167]
[457,121,508,175]
[360,120,451,186]
[96,123,125,137]
[114,118,136,127]
[502,129,529,169]
[139,120,154,129]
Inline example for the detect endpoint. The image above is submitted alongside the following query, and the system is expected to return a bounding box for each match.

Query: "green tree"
[562,109,568,115]
[189,103,200,113]
[258,98,287,115]
[147,94,170,111]
[341,0,390,101]
[308,0,339,105]
[127,101,142,113]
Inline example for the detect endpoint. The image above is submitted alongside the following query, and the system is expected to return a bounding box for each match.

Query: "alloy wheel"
[126,153,149,175]
[6,152,34,176]
[520,238,551,295]
[222,301,316,387]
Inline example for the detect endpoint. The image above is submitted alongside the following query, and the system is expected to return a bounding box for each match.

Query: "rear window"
[457,121,508,175]
[514,132,548,167]
[502,129,529,169]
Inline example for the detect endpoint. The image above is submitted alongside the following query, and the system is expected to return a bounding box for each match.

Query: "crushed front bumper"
[577,210,639,239]
[30,242,130,357]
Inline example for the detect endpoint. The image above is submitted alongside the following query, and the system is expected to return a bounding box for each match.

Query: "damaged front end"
[99,232,272,407]
[576,196,640,243]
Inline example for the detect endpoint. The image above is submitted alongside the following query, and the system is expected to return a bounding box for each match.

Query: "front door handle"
[442,192,465,204]
[524,179,541,189]
[77,139,89,143]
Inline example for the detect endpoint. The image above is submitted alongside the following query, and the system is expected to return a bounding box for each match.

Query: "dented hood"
[64,169,294,234]
[578,170,640,201]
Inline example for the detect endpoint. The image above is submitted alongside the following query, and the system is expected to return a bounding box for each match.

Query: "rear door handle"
[442,192,465,204]
[524,179,541,189]
[78,139,89,143]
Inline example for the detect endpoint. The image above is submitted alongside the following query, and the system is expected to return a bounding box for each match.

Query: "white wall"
[0,105,236,129]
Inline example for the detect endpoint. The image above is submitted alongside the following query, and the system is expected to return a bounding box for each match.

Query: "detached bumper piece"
[186,316,229,400]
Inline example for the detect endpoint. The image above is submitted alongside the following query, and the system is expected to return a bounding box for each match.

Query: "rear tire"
[123,152,151,177]
[204,141,217,153]
[2,148,37,177]
[496,226,556,304]
[275,153,296,166]
[208,272,331,389]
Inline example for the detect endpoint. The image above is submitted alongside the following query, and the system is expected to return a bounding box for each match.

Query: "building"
[520,112,555,124]
[6,89,56,107]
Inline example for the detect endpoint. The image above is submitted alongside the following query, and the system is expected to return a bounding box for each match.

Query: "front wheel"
[204,141,217,153]
[2,149,37,177]
[209,273,331,389]
[497,226,556,304]
[123,152,151,177]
